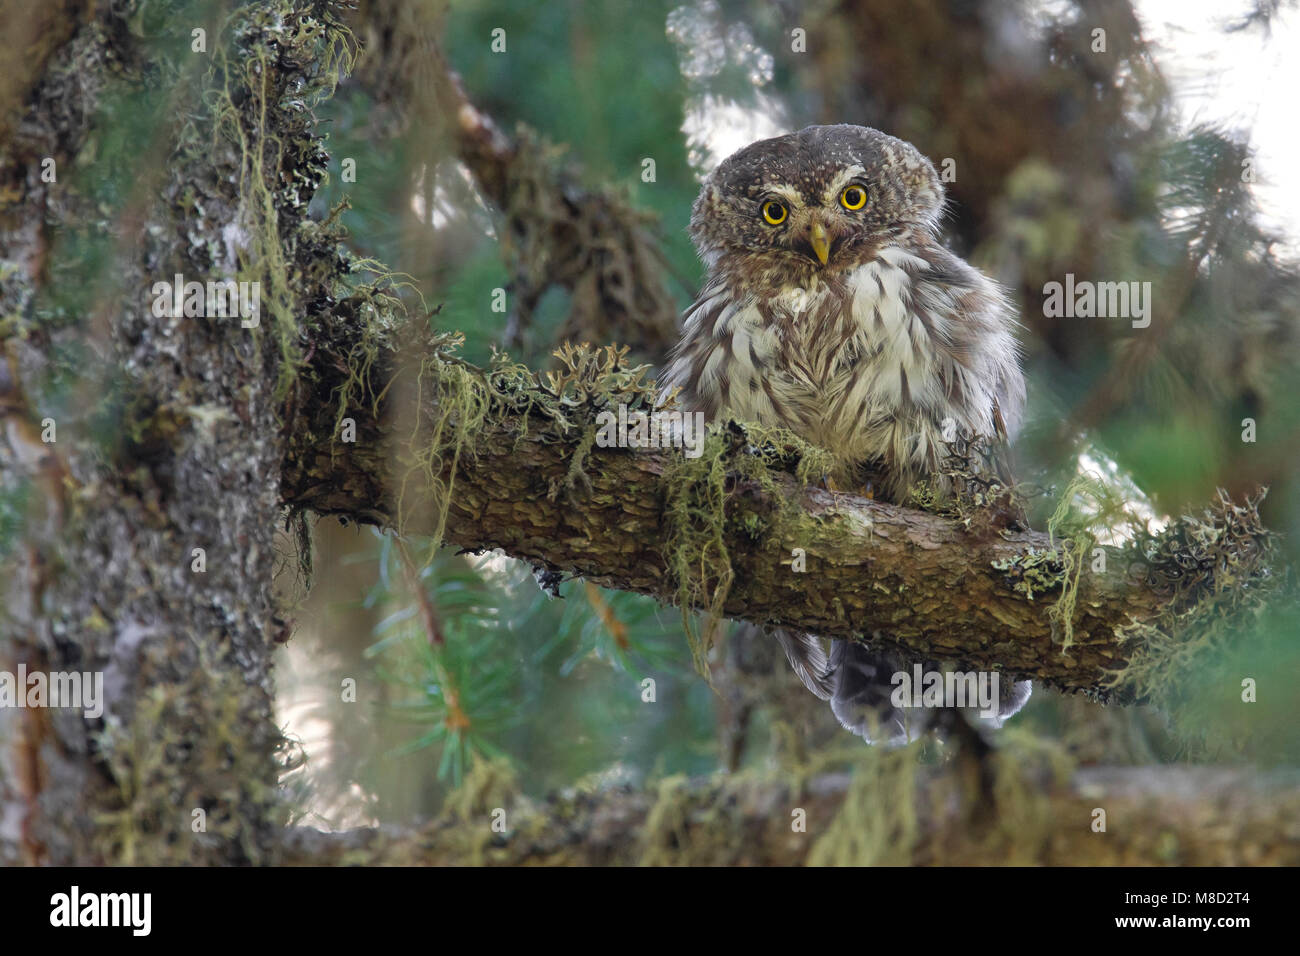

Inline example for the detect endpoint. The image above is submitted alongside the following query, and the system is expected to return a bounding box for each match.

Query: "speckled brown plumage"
[660,124,1031,742]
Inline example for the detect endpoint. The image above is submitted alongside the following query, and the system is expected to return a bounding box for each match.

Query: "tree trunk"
[0,0,344,864]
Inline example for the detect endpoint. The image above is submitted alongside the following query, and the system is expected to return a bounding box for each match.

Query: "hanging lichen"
[1105,490,1282,751]
[660,419,836,679]
[806,743,924,865]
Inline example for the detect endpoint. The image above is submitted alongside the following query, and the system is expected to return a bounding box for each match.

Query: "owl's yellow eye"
[840,185,867,210]
[761,200,788,225]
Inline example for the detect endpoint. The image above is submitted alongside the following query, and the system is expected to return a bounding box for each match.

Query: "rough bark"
[280,334,1257,703]
[0,1,345,864]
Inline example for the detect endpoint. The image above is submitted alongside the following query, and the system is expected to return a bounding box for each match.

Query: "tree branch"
[278,766,1300,865]
[282,333,1272,703]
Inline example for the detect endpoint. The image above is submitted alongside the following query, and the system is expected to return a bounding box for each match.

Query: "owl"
[659,125,1031,743]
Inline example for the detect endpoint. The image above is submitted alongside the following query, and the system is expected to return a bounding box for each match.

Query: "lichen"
[91,637,289,865]
[1041,472,1123,649]
[437,757,522,866]
[396,339,661,547]
[904,433,1024,527]
[1104,489,1282,753]
[977,729,1075,863]
[316,297,840,685]
[991,546,1067,602]
[492,125,680,360]
[205,6,357,400]
[315,313,670,562]
[807,743,923,865]
[1,0,368,864]
[660,419,836,679]
[988,471,1140,649]
[807,727,1077,865]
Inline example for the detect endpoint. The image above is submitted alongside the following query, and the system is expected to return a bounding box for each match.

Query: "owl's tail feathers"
[773,629,834,701]
[827,640,921,746]
[826,639,1034,745]
[773,632,918,743]
[990,675,1034,725]
[777,634,1034,746]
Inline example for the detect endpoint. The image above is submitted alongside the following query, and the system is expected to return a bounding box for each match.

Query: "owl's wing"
[992,396,1009,442]
[772,629,834,700]
[990,396,1016,486]
[987,395,1029,530]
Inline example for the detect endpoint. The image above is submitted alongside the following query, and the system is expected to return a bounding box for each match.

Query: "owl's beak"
[808,222,831,266]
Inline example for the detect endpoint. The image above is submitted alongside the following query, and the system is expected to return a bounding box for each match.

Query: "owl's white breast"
[666,243,1009,492]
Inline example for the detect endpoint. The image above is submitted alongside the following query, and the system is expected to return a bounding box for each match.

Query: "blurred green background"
[267,0,1300,829]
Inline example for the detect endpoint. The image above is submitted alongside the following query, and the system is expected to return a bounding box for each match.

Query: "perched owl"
[659,124,1031,743]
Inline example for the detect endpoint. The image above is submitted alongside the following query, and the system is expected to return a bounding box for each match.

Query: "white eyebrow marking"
[822,165,867,205]
[765,184,803,206]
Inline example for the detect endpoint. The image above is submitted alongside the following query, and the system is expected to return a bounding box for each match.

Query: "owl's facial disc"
[691,126,947,273]
[759,171,867,267]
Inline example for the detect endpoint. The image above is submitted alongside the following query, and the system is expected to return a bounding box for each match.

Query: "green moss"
[1106,491,1279,727]
[202,3,359,401]
[91,638,285,865]
[661,420,836,679]
[807,743,923,865]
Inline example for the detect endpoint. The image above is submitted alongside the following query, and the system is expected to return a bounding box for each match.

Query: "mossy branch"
[282,329,1278,704]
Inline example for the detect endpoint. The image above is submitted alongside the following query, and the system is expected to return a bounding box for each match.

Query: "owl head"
[689,124,944,273]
